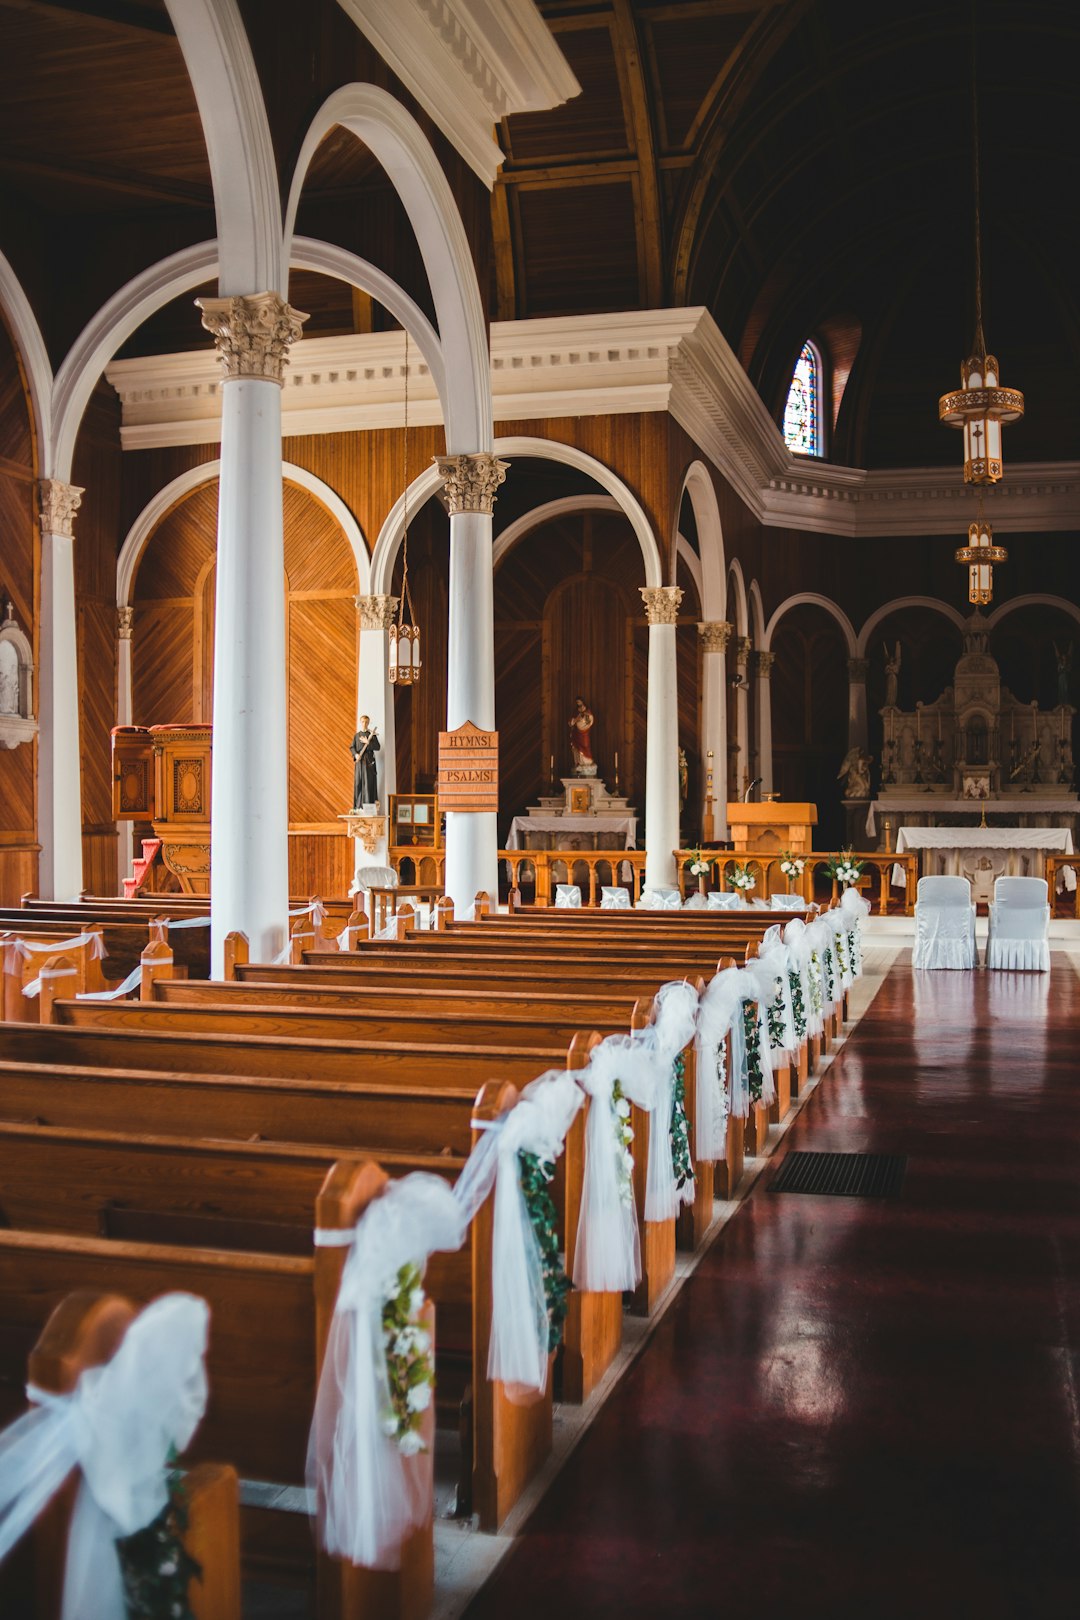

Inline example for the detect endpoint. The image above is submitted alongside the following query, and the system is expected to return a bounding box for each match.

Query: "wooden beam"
[611,0,664,305]
[0,151,211,210]
[350,288,374,334]
[0,0,174,34]
[491,177,517,322]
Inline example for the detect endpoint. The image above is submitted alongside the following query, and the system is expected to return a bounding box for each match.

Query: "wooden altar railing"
[501,850,648,907]
[1045,854,1079,917]
[676,849,918,915]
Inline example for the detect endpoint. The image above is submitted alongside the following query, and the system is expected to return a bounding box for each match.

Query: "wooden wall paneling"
[288,595,357,823]
[392,504,449,796]
[0,315,39,898]
[132,603,197,726]
[287,831,354,900]
[493,621,543,835]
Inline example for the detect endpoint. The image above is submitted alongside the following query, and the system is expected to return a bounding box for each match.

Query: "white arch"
[764,591,857,656]
[0,248,52,472]
[51,235,449,487]
[371,437,664,594]
[675,461,726,619]
[117,460,370,606]
[987,593,1080,635]
[675,536,703,608]
[493,494,619,570]
[855,595,966,657]
[164,0,281,294]
[284,84,490,453]
[748,579,767,644]
[727,560,749,639]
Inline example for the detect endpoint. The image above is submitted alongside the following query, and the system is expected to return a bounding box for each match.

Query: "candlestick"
[916,704,922,742]
[937,708,941,741]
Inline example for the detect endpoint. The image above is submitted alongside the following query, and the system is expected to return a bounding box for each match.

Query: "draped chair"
[555,884,583,908]
[600,886,631,909]
[912,875,977,970]
[986,876,1051,971]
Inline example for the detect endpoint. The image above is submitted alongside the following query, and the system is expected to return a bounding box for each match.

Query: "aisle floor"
[462,958,1080,1620]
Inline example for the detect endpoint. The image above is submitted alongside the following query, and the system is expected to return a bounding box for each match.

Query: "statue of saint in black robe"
[350,721,380,809]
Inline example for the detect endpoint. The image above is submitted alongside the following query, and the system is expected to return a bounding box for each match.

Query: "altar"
[506,772,639,851]
[895,824,1074,903]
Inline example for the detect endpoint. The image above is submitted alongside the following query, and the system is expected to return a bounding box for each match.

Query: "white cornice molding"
[335,0,580,187]
[105,307,1080,537]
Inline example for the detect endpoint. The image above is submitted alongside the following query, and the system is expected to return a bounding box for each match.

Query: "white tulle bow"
[0,1293,209,1620]
[784,917,823,1038]
[756,930,799,1055]
[453,1070,583,1398]
[307,1173,466,1571]
[629,981,699,1221]
[696,963,770,1120]
[572,1035,643,1293]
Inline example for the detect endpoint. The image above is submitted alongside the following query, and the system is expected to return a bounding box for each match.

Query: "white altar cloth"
[865,797,1080,838]
[505,814,638,850]
[896,827,1074,855]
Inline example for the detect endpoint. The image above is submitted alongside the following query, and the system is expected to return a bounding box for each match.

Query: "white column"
[699,620,732,840]
[355,593,399,806]
[641,585,683,890]
[197,292,306,974]
[38,480,84,899]
[753,650,776,795]
[116,606,134,889]
[734,635,752,797]
[435,455,508,911]
[847,656,870,751]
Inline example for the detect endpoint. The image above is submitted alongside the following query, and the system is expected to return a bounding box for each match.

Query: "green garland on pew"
[117,1456,201,1620]
[788,970,807,1040]
[834,930,848,980]
[519,1151,571,1352]
[382,1261,434,1455]
[670,1052,694,1192]
[743,1002,765,1105]
[821,944,837,1004]
[848,928,860,974]
[765,977,787,1051]
[808,951,823,1019]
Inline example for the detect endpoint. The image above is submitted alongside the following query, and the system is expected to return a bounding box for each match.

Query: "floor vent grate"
[769,1151,907,1199]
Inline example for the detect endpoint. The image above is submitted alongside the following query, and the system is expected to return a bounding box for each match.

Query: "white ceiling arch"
[855,595,966,658]
[493,494,620,570]
[674,460,726,620]
[763,591,857,657]
[727,559,749,639]
[163,0,281,295]
[283,82,491,454]
[371,437,664,594]
[987,593,1080,635]
[0,248,52,473]
[116,459,369,607]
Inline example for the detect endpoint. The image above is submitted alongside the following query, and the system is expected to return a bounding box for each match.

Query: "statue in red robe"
[568,697,596,775]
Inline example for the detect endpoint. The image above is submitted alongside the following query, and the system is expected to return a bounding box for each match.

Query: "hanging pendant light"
[389,328,421,686]
[938,6,1023,483]
[955,513,1007,605]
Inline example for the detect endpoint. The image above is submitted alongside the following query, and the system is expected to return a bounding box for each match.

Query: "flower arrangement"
[685,849,711,878]
[778,851,805,881]
[743,1001,765,1105]
[612,1079,635,1207]
[118,1456,201,1620]
[834,930,848,980]
[670,1052,694,1192]
[519,1151,572,1352]
[788,969,807,1040]
[382,1262,435,1456]
[826,849,864,887]
[765,977,787,1050]
[726,862,755,894]
[808,952,824,1019]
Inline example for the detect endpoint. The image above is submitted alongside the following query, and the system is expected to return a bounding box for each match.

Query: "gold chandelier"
[939,10,1022,606]
[389,327,421,686]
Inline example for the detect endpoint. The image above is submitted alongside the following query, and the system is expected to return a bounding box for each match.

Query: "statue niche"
[0,601,36,750]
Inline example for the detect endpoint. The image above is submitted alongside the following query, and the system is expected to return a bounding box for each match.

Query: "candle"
[549,753,554,779]
[916,704,922,742]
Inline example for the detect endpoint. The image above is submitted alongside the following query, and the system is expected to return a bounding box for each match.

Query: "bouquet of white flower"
[826,848,864,888]
[779,851,805,881]
[726,863,755,893]
[686,849,710,877]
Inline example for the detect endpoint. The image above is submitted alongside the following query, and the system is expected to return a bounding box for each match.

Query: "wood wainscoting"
[0,837,39,907]
[288,825,354,898]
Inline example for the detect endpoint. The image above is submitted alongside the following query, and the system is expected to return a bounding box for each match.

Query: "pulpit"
[727,801,817,857]
[112,724,212,893]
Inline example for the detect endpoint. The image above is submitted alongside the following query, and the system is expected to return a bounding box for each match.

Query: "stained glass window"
[783,340,824,456]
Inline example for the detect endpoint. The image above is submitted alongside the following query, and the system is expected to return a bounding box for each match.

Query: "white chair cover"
[986,876,1050,972]
[913,875,977,970]
[706,890,742,910]
[600,886,631,909]
[555,884,582,908]
[681,891,708,909]
[637,887,681,910]
[354,865,398,892]
[770,892,808,909]
[0,1294,209,1620]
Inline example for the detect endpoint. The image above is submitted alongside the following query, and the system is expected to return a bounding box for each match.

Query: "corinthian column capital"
[197,292,308,384]
[355,593,399,631]
[698,620,733,653]
[435,453,509,515]
[640,585,684,625]
[847,656,870,682]
[752,650,776,677]
[117,606,134,641]
[38,480,84,538]
[734,635,752,668]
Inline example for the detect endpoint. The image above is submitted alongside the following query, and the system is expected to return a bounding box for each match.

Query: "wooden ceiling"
[2,0,1077,471]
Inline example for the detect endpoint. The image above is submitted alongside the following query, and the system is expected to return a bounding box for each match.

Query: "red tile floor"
[463,958,1080,1620]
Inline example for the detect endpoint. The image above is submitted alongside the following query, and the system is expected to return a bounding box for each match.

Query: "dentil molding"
[105,307,1080,540]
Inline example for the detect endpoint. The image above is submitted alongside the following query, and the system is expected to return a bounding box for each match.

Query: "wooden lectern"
[727,801,817,857]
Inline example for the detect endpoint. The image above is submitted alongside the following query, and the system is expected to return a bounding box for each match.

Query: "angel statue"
[1053,641,1073,707]
[837,746,872,800]
[883,641,901,708]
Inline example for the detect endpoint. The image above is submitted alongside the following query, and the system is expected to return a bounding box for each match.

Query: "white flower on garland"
[726,863,755,893]
[381,1262,435,1454]
[687,850,710,877]
[612,1082,635,1206]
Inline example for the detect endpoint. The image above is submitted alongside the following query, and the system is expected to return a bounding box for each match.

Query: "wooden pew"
[19,1291,240,1620]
